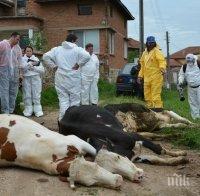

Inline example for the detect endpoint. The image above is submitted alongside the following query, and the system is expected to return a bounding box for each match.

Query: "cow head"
[95,149,144,182]
[68,156,123,189]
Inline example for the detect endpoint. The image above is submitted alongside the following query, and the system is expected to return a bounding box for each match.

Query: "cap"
[146,36,156,43]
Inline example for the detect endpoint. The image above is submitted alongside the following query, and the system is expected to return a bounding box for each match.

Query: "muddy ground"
[0,109,200,196]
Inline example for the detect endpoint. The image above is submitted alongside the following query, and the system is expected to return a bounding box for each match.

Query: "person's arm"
[94,56,100,80]
[17,47,26,69]
[178,66,185,85]
[43,47,58,69]
[138,55,144,79]
[72,48,91,70]
[77,48,91,66]
[155,49,167,74]
[30,56,45,74]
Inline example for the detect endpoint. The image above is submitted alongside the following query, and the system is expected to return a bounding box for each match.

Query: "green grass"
[15,80,200,150]
[15,86,59,114]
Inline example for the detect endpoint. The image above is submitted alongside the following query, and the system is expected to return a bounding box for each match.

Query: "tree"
[128,50,139,63]
[30,31,47,51]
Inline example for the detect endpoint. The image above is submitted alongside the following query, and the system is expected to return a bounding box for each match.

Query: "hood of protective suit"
[62,41,77,49]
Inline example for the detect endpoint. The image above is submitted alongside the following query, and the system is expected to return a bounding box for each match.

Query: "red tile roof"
[169,58,181,67]
[170,46,200,59]
[128,38,141,49]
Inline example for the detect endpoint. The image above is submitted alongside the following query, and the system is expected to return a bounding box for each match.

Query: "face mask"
[187,62,194,66]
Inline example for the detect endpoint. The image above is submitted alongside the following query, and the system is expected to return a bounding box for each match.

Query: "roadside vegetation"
[15,79,200,150]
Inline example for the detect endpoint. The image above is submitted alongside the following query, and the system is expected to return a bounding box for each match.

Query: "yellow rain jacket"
[138,46,166,108]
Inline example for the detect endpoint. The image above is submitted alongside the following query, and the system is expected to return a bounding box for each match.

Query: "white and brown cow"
[0,114,144,189]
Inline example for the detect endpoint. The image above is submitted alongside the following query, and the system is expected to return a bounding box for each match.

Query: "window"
[19,34,30,49]
[17,0,26,7]
[17,0,26,16]
[70,29,100,53]
[109,32,115,55]
[124,40,128,58]
[78,4,92,15]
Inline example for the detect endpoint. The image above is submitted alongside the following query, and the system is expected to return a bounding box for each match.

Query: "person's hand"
[178,82,184,88]
[72,63,79,70]
[160,68,166,75]
[31,61,39,66]
[137,77,143,84]
[19,74,23,81]
[28,63,34,71]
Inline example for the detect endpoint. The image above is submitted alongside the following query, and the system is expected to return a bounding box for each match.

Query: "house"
[170,46,200,65]
[128,38,140,54]
[169,46,200,84]
[0,0,134,81]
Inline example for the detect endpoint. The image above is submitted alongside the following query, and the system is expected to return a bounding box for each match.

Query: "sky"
[121,0,200,55]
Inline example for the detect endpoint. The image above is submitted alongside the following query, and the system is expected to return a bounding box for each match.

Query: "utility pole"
[139,0,144,57]
[166,31,171,89]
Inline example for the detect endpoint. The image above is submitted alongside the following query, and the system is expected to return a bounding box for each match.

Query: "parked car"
[116,63,143,98]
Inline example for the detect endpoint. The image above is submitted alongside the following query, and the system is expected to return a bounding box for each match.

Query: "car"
[116,63,143,98]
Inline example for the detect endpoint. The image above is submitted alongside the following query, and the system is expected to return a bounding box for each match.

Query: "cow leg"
[159,122,200,129]
[164,111,193,125]
[161,147,187,157]
[133,155,189,166]
[138,132,178,140]
[159,122,188,129]
[131,133,187,157]
[131,133,163,155]
[0,160,15,167]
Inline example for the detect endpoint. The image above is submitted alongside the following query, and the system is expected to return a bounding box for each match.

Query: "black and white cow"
[59,105,188,166]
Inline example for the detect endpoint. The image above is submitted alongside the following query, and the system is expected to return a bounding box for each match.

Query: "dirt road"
[1,110,200,196]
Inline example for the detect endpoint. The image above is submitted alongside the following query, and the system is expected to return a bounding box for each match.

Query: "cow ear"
[115,155,120,161]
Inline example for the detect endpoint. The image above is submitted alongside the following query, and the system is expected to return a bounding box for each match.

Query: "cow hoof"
[132,170,144,183]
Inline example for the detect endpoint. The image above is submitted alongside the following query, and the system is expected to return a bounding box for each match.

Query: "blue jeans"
[0,66,19,113]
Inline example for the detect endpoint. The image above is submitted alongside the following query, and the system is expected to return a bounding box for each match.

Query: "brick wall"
[27,0,128,71]
[108,3,128,69]
[24,0,131,82]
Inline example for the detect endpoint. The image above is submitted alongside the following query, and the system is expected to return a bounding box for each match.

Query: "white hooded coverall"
[43,41,90,120]
[178,55,200,119]
[81,53,99,105]
[22,54,45,117]
[0,40,24,114]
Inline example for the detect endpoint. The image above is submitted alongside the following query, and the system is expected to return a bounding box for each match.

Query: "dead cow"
[104,103,195,138]
[59,105,188,166]
[0,114,126,189]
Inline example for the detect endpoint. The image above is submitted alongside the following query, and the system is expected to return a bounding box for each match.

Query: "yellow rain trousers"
[138,47,166,108]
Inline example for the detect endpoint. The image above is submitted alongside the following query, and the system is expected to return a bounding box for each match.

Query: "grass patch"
[98,79,143,106]
[15,86,58,114]
[41,86,59,108]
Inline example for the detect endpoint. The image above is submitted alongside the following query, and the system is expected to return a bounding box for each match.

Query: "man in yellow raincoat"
[138,36,166,109]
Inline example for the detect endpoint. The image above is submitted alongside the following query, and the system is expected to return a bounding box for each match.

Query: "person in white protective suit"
[178,53,200,119]
[0,32,25,114]
[22,46,45,117]
[81,43,100,105]
[43,34,91,120]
